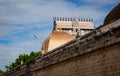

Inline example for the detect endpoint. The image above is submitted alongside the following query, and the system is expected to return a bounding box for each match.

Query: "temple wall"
[1,19,120,76]
[32,19,120,76]
[35,43,120,76]
[1,4,120,76]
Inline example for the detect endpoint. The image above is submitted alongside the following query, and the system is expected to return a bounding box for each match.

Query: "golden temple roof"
[41,31,74,54]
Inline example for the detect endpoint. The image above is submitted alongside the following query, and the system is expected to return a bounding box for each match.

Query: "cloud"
[0,0,119,71]
[0,44,22,70]
[0,0,111,24]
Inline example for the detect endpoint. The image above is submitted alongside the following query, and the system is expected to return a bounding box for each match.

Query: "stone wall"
[35,43,120,76]
[32,19,120,76]
[1,19,120,76]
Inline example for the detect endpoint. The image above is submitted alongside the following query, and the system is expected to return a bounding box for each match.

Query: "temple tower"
[53,17,95,37]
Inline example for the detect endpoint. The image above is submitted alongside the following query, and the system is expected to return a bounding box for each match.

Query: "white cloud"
[0,0,119,71]
[0,0,111,24]
[0,44,22,70]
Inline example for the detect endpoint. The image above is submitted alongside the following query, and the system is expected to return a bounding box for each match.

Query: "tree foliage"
[0,69,4,75]
[5,51,41,71]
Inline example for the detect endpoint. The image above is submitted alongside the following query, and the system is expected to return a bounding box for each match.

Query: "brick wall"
[35,43,120,76]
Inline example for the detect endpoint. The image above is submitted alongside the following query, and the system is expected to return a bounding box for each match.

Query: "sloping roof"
[104,3,120,25]
[41,31,74,54]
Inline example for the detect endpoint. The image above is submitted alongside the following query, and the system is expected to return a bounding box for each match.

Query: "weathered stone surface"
[35,43,120,76]
[1,18,120,76]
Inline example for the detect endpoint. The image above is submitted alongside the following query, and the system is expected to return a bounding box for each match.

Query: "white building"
[53,17,95,37]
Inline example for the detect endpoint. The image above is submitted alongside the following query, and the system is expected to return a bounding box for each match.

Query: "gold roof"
[41,31,74,54]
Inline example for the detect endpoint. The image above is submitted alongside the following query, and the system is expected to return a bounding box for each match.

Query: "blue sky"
[0,0,119,71]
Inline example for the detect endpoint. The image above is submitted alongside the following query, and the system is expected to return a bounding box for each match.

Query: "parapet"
[53,17,93,22]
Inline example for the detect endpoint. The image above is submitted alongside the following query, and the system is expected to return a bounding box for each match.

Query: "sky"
[0,0,119,71]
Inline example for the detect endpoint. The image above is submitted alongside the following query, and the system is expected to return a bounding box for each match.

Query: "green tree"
[0,69,4,75]
[5,51,41,71]
[5,65,10,71]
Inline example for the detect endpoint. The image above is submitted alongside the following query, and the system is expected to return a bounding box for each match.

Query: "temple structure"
[41,31,74,54]
[1,3,120,76]
[41,17,95,54]
[53,17,95,37]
